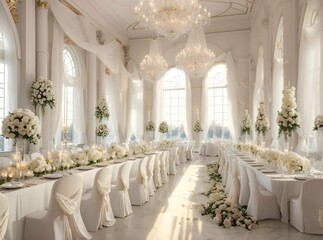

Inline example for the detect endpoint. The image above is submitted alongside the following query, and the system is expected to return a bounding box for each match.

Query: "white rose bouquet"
[95,123,109,137]
[86,148,103,163]
[95,97,110,122]
[30,77,55,114]
[29,156,53,176]
[240,109,252,136]
[158,121,169,133]
[145,121,156,132]
[313,115,323,131]
[2,108,40,144]
[71,151,89,166]
[255,102,270,136]
[193,120,203,133]
[278,151,310,174]
[276,87,300,139]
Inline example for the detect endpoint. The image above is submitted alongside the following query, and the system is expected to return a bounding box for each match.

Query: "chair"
[153,152,162,188]
[246,167,280,220]
[23,175,91,240]
[30,152,42,160]
[169,147,178,175]
[81,166,115,232]
[290,179,323,234]
[129,157,149,205]
[225,156,234,193]
[186,141,194,161]
[0,157,11,169]
[110,161,133,218]
[146,154,156,196]
[238,163,250,206]
[228,159,240,204]
[160,151,169,184]
[178,145,187,163]
[0,193,9,240]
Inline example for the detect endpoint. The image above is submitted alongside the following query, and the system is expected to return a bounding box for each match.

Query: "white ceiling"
[62,0,255,44]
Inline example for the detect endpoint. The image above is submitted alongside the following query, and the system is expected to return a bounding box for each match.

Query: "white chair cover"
[228,159,240,204]
[225,155,233,193]
[186,141,194,160]
[81,166,115,232]
[169,147,178,175]
[160,151,169,184]
[129,157,149,205]
[23,175,91,240]
[0,193,9,240]
[246,167,280,220]
[147,154,156,196]
[178,145,187,163]
[290,179,323,234]
[153,152,162,188]
[238,163,250,206]
[110,161,133,218]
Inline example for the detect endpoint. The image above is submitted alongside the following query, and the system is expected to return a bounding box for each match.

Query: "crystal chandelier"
[134,0,210,40]
[176,26,215,78]
[140,39,168,81]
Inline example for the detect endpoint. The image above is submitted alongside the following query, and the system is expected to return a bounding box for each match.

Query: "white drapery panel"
[226,51,239,143]
[126,61,144,141]
[184,76,193,143]
[252,46,264,141]
[96,179,115,227]
[152,79,163,140]
[50,20,64,145]
[296,0,322,152]
[0,206,9,240]
[270,58,284,148]
[200,76,208,141]
[48,0,128,77]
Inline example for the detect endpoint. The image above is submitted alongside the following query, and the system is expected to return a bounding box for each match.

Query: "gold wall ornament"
[64,36,74,45]
[36,0,49,9]
[5,0,18,24]
[105,67,111,76]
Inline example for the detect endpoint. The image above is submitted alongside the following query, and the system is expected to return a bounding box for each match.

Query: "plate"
[244,160,255,163]
[44,173,63,179]
[250,164,263,167]
[95,162,110,167]
[1,182,24,189]
[295,175,314,181]
[261,170,276,174]
[78,166,94,171]
[145,152,155,155]
[135,155,145,158]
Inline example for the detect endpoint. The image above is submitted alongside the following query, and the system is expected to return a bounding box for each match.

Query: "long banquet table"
[0,154,157,240]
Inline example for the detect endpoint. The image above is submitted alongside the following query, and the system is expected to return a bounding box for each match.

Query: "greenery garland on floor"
[201,163,259,230]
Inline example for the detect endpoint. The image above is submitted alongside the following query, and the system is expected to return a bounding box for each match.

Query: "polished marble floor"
[91,154,322,240]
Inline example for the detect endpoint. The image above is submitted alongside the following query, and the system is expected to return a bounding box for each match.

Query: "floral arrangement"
[193,120,203,133]
[158,140,176,149]
[202,163,258,230]
[30,77,55,114]
[107,144,128,159]
[28,156,53,176]
[255,102,270,136]
[1,108,40,144]
[85,148,103,163]
[145,121,156,132]
[95,97,110,122]
[278,151,310,174]
[71,151,89,166]
[276,87,300,139]
[240,109,252,136]
[313,115,323,131]
[95,123,109,137]
[158,121,169,133]
[133,143,151,154]
[264,149,282,165]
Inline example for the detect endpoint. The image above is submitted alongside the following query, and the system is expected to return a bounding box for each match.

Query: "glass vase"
[283,132,290,152]
[14,138,25,183]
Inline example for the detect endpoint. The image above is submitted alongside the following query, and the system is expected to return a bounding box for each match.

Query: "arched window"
[206,64,230,139]
[0,7,18,152]
[162,68,186,139]
[61,46,81,144]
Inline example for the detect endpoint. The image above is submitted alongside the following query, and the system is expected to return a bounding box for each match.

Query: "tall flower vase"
[14,138,25,183]
[258,133,265,147]
[149,131,155,141]
[318,129,323,157]
[283,132,291,152]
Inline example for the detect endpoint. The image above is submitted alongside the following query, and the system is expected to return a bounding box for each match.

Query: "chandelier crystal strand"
[176,26,215,79]
[140,38,168,81]
[135,0,210,40]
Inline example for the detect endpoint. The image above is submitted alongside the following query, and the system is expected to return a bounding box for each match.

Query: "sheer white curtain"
[226,51,239,143]
[50,20,64,145]
[252,46,264,141]
[126,61,144,141]
[152,79,163,140]
[0,1,19,150]
[270,58,284,148]
[184,76,193,143]
[200,76,208,141]
[296,0,322,152]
